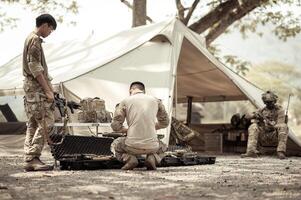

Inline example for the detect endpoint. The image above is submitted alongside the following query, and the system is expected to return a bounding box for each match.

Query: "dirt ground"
[0,135,301,200]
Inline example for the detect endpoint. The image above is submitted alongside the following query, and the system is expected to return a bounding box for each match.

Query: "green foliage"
[0,10,18,32]
[187,0,301,74]
[207,44,251,75]
[0,0,79,31]
[246,61,301,126]
[247,61,301,100]
[234,3,301,41]
[223,55,250,75]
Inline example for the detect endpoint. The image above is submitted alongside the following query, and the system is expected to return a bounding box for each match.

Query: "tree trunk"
[186,0,268,45]
[132,0,147,27]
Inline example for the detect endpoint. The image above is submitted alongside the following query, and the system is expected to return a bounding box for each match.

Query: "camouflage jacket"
[247,104,286,129]
[23,31,52,101]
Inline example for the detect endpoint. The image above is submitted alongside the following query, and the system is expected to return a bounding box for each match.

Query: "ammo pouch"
[24,92,46,103]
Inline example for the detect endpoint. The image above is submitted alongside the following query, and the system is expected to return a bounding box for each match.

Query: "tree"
[126,0,301,45]
[121,0,301,74]
[2,1,299,46]
[0,0,79,31]
[1,0,300,74]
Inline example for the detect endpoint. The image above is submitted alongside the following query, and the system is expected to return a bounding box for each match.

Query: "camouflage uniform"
[244,91,288,156]
[23,32,55,162]
[111,137,167,164]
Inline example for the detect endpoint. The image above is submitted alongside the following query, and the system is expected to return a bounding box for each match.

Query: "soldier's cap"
[262,91,278,102]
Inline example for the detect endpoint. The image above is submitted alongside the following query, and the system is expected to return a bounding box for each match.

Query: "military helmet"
[261,91,278,103]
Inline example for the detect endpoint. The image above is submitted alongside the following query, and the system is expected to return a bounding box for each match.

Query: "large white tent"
[0,19,300,152]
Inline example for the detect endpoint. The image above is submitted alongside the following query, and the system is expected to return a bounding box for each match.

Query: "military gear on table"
[24,157,53,171]
[230,113,251,130]
[78,97,112,123]
[243,91,288,158]
[23,31,55,162]
[54,93,80,117]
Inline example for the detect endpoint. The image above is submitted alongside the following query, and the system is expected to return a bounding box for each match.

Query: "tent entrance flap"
[0,104,18,122]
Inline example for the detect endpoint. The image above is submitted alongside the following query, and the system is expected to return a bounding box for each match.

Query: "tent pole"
[59,82,66,98]
[174,74,178,118]
[186,96,193,126]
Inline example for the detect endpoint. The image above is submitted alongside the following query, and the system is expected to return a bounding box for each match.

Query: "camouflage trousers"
[111,137,167,164]
[24,100,55,162]
[246,123,288,154]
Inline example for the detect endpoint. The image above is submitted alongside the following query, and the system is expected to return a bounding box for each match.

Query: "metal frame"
[53,123,112,136]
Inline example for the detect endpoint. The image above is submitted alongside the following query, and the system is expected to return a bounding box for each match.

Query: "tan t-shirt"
[111,93,169,149]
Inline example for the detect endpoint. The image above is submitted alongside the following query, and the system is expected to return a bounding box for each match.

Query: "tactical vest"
[78,98,112,123]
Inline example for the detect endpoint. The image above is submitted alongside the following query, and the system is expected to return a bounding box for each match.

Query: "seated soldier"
[241,91,288,159]
[111,81,169,170]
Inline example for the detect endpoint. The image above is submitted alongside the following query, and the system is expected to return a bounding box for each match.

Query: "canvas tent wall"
[0,19,300,154]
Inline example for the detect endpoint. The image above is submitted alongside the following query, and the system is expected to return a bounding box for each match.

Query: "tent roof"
[0,20,173,95]
[0,19,259,103]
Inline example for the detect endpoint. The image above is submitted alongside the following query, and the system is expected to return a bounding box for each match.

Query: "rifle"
[253,112,276,132]
[36,93,80,145]
[54,93,81,117]
[47,93,81,145]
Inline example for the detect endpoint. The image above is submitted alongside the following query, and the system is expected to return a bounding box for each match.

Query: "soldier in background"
[241,91,288,159]
[23,14,57,171]
[111,81,169,170]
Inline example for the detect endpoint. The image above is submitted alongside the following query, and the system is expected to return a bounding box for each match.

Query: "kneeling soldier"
[111,82,169,170]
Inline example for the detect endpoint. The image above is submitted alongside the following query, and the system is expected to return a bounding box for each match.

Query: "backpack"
[78,97,112,123]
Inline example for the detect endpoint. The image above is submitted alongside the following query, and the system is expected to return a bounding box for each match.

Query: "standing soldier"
[23,14,57,171]
[241,91,288,159]
[111,81,169,170]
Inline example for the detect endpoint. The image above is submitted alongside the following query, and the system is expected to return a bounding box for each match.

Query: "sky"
[0,0,300,69]
[0,0,176,66]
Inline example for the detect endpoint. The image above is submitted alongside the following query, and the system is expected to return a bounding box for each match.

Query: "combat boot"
[24,157,53,172]
[121,155,138,170]
[145,154,157,170]
[240,151,259,158]
[277,151,286,160]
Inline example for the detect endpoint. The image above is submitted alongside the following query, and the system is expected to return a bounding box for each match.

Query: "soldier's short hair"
[36,14,57,30]
[262,91,278,103]
[130,81,145,91]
